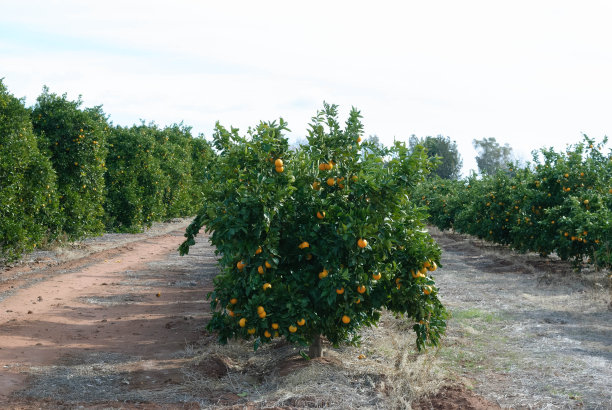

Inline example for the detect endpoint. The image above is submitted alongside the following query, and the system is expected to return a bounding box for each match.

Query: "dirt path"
[0,224,610,409]
[429,227,612,409]
[0,219,217,408]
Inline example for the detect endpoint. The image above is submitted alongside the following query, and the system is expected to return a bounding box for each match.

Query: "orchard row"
[1,81,215,261]
[416,136,611,269]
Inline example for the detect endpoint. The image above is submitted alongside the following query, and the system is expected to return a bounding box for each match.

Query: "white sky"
[1,0,611,175]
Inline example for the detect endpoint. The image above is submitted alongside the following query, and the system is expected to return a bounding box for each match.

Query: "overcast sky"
[1,0,611,175]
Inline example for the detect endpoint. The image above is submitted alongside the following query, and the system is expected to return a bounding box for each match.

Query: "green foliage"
[0,80,60,260]
[473,137,513,175]
[104,125,166,231]
[152,123,196,218]
[190,135,217,206]
[32,87,109,239]
[409,135,463,179]
[419,136,611,269]
[181,103,447,352]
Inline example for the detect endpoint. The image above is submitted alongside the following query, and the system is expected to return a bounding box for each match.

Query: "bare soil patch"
[1,223,610,409]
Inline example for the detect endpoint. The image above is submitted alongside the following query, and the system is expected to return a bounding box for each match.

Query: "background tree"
[32,87,109,239]
[409,135,463,179]
[0,80,60,260]
[473,137,513,175]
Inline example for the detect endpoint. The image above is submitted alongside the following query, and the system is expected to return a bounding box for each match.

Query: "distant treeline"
[1,80,215,261]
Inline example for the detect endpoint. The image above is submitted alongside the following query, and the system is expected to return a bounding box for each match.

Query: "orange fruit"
[228,310,235,317]
[258,266,264,274]
[275,166,284,173]
[583,199,589,205]
[372,272,381,280]
[341,315,351,324]
[239,318,246,327]
[255,246,262,255]
[355,298,361,304]
[317,211,326,219]
[427,262,437,272]
[564,232,569,237]
[357,285,366,294]
[264,330,272,338]
[230,298,238,304]
[411,270,419,279]
[327,177,335,186]
[318,163,327,171]
[357,238,368,248]
[319,269,329,279]
[338,183,345,189]
[351,175,358,182]
[423,285,432,295]
[263,283,272,290]
[247,328,256,335]
[326,162,334,170]
[357,136,362,143]
[265,261,272,269]
[298,241,310,249]
[271,323,279,330]
[257,306,265,314]
[258,311,266,319]
[564,173,569,178]
[297,318,305,326]
[274,158,283,168]
[336,287,345,294]
[312,181,321,190]
[358,354,365,359]
[289,325,297,333]
[236,261,245,270]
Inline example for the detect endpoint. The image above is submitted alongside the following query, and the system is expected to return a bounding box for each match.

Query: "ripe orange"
[247,328,256,335]
[564,232,569,237]
[258,311,266,319]
[258,266,264,274]
[228,310,235,317]
[583,199,589,205]
[336,287,345,294]
[372,272,381,280]
[297,318,305,326]
[239,318,246,327]
[262,283,272,290]
[298,241,310,249]
[355,298,361,304]
[319,269,329,279]
[236,261,245,270]
[423,261,431,269]
[318,163,327,171]
[357,285,366,294]
[342,315,351,324]
[289,325,297,333]
[312,181,321,190]
[265,261,272,269]
[271,323,279,330]
[264,330,271,338]
[351,175,358,182]
[317,211,326,219]
[357,238,368,248]
[357,136,362,143]
[274,158,283,168]
[326,162,334,170]
[564,173,569,178]
[255,246,262,255]
[327,177,335,186]
[423,285,432,295]
[257,306,265,314]
[275,166,284,173]
[427,262,437,272]
[230,298,238,304]
[358,354,365,359]
[411,270,419,279]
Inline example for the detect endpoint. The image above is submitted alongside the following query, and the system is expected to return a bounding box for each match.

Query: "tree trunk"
[309,333,323,358]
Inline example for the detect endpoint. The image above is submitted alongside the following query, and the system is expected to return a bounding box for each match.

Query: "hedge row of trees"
[1,80,215,261]
[416,136,612,269]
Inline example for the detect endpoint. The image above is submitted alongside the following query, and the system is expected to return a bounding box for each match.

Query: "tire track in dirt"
[0,223,217,407]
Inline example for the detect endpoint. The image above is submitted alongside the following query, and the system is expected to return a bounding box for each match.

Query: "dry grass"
[180,312,449,409]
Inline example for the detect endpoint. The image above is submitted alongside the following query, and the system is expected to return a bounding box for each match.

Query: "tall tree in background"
[409,135,463,179]
[472,137,513,175]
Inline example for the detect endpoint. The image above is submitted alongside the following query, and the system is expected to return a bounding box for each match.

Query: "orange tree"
[0,80,60,260]
[180,103,447,356]
[32,87,109,239]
